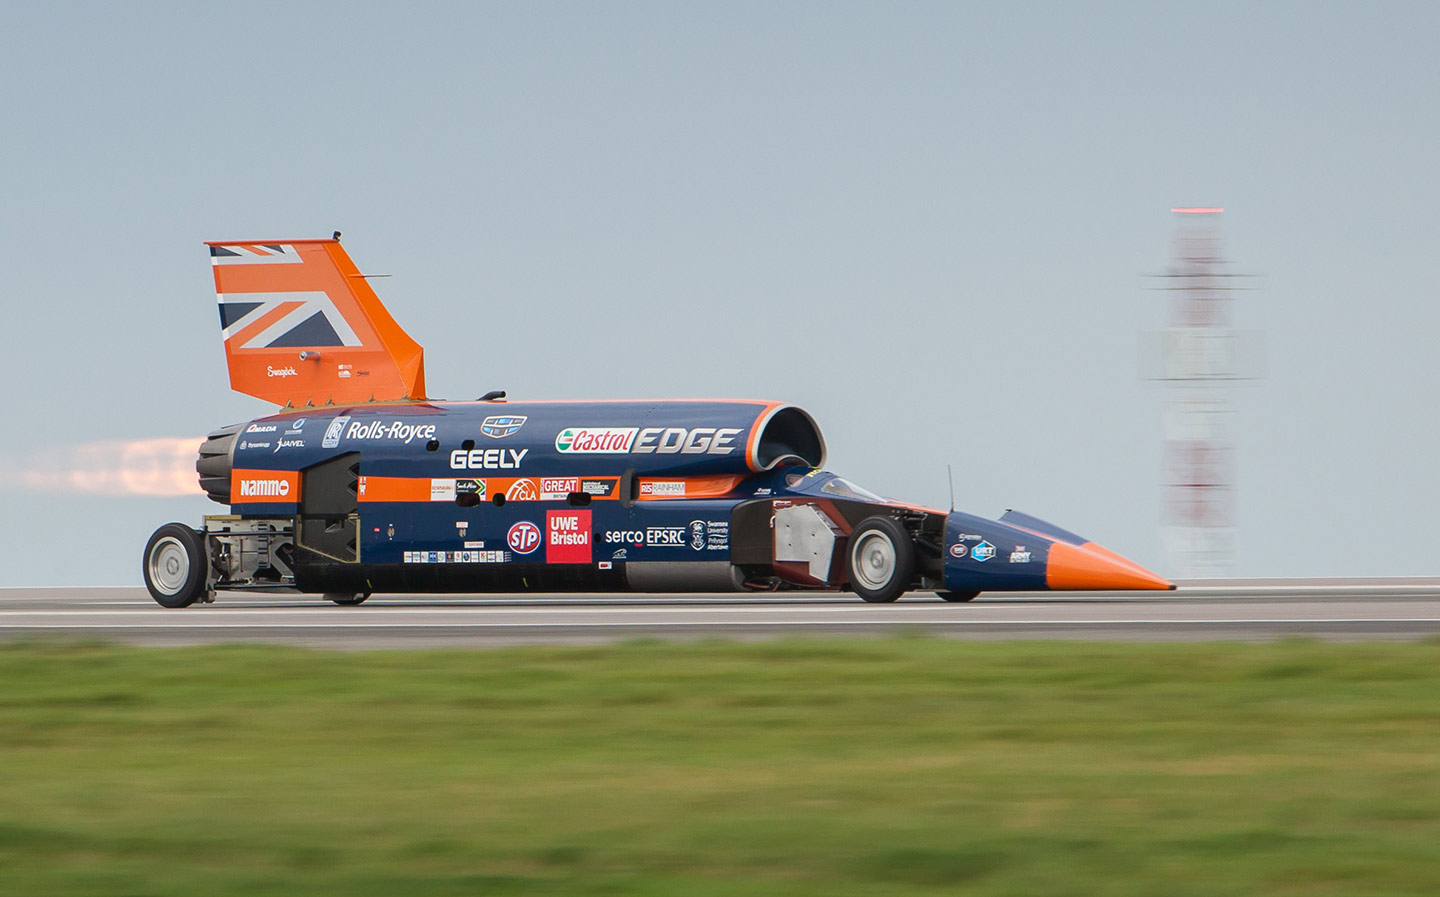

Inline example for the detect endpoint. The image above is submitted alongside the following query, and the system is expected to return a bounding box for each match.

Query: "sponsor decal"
[554,425,745,456]
[322,416,349,448]
[403,550,510,564]
[598,561,613,571]
[266,365,298,378]
[481,415,527,438]
[950,533,984,558]
[603,528,693,548]
[689,520,707,551]
[546,509,592,564]
[555,427,638,454]
[540,477,580,501]
[230,469,300,503]
[754,487,772,496]
[633,426,744,455]
[430,479,457,502]
[450,447,529,470]
[456,479,486,498]
[1009,547,1032,564]
[245,424,279,434]
[272,438,304,452]
[507,521,542,555]
[240,440,271,449]
[505,479,538,501]
[580,478,616,497]
[338,364,352,379]
[284,418,306,434]
[705,520,730,551]
[646,527,686,547]
[239,478,288,497]
[971,540,996,562]
[463,540,486,549]
[640,481,685,497]
[612,548,627,560]
[343,420,438,445]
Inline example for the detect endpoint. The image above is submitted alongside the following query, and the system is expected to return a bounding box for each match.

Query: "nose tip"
[1045,541,1174,591]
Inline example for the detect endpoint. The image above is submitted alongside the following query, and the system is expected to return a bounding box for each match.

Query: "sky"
[1,1,1437,585]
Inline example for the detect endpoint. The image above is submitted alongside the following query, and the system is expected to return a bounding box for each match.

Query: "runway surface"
[3,579,1440,647]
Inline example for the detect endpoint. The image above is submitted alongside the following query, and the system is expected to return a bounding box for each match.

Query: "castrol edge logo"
[555,427,636,454]
[230,469,301,502]
[555,426,744,455]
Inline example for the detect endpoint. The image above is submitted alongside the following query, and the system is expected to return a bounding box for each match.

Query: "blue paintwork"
[222,399,1119,593]
[941,510,1052,592]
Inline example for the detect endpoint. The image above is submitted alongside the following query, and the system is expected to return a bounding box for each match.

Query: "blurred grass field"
[2,637,1440,896]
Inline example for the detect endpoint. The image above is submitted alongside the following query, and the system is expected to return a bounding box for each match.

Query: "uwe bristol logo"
[507,521,541,555]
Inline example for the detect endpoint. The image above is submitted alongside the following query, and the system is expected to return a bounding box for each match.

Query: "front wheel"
[143,524,208,608]
[327,592,370,606]
[846,517,916,603]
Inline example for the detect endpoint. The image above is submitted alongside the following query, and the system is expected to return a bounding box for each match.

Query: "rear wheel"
[846,517,915,603]
[936,590,980,603]
[327,592,370,606]
[143,524,208,608]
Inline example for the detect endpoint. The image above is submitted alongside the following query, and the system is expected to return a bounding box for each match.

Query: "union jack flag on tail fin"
[207,238,426,406]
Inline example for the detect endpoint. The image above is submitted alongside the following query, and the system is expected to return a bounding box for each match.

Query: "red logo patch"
[546,510,592,564]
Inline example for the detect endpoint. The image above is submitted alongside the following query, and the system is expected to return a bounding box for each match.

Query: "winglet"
[208,238,426,406]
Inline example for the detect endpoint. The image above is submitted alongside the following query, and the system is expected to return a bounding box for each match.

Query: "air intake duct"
[196,423,242,504]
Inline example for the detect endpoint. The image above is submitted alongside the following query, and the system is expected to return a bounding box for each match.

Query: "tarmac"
[3,579,1439,648]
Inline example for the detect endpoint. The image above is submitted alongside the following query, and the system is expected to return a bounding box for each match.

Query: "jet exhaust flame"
[0,438,204,497]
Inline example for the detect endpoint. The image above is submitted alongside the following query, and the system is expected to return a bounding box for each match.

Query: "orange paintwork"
[210,239,426,407]
[1045,541,1173,591]
[356,476,430,503]
[357,476,624,503]
[229,469,301,503]
[635,475,746,500]
[742,402,786,472]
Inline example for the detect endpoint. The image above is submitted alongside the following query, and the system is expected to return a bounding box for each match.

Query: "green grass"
[3,638,1440,895]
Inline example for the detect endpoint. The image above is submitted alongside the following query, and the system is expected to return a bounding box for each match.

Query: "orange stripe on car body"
[635,475,745,501]
[356,476,430,503]
[229,469,301,503]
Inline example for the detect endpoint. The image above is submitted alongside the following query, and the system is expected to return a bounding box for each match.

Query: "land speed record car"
[141,237,1172,607]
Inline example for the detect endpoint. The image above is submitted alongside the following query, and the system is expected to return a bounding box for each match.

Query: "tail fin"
[208,238,426,406]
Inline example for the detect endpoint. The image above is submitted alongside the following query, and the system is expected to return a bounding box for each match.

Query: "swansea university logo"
[481,415,527,439]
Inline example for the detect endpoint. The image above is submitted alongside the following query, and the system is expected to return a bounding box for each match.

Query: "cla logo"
[971,541,996,562]
[507,521,541,555]
[482,415,527,438]
[505,479,538,501]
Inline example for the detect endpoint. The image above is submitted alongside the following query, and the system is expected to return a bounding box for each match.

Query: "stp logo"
[507,521,541,555]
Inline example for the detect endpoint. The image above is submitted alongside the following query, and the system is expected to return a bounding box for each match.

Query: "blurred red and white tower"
[1150,209,1260,578]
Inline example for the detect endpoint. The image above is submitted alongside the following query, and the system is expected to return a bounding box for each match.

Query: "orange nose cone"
[1045,541,1174,591]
